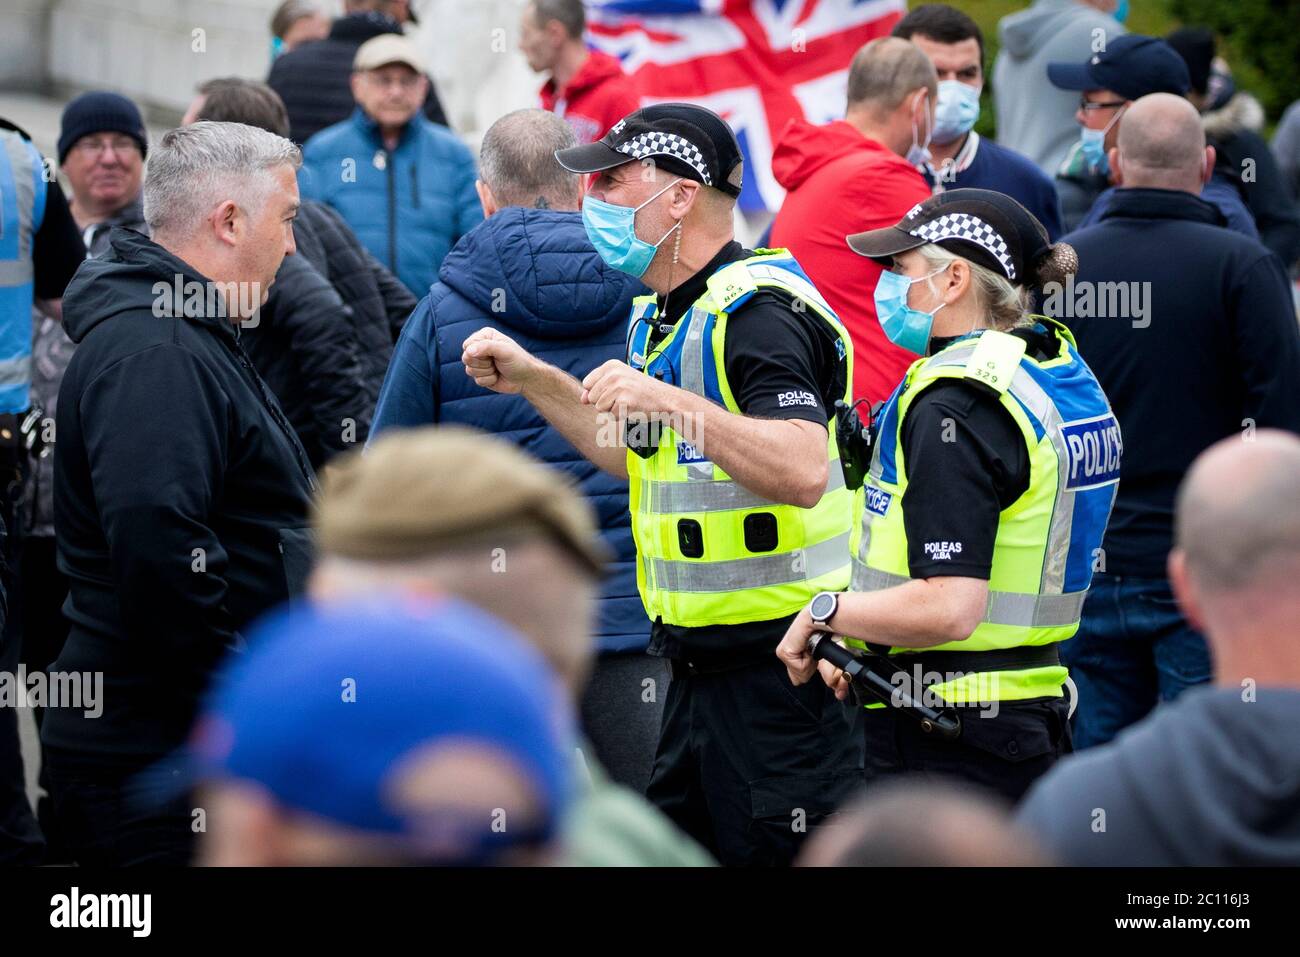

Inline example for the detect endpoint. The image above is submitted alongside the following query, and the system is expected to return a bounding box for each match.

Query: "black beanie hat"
[1165,27,1216,96]
[58,91,148,165]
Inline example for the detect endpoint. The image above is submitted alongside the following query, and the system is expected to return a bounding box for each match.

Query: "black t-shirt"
[897,328,1060,581]
[33,184,85,300]
[1,118,87,300]
[646,241,847,666]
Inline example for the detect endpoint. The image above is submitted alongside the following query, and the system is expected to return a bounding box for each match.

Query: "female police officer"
[776,189,1120,800]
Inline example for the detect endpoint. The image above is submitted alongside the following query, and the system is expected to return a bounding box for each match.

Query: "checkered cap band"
[908,213,1015,280]
[615,132,712,185]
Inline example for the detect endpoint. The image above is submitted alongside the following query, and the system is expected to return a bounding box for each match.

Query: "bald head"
[1175,431,1300,594]
[798,780,1052,867]
[847,36,938,116]
[1116,93,1208,193]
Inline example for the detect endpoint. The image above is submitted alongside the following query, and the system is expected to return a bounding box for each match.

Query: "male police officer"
[463,104,860,865]
[0,119,85,864]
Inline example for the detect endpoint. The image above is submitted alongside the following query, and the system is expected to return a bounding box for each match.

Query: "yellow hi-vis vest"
[625,250,854,628]
[848,318,1120,702]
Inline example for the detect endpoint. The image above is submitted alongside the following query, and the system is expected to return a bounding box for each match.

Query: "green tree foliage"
[1170,0,1300,122]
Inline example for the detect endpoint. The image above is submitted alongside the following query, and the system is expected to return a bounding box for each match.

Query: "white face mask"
[906,89,934,167]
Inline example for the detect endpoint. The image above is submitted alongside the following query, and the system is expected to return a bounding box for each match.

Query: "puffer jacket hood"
[436,206,636,340]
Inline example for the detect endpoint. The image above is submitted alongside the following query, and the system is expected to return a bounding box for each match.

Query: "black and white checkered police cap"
[846,189,1060,286]
[555,103,744,197]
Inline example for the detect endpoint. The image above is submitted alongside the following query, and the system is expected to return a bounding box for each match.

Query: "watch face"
[810,592,836,622]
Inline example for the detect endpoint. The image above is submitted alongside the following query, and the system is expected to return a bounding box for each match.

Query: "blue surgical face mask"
[906,90,934,167]
[581,178,683,278]
[874,265,949,355]
[932,80,981,146]
[1078,104,1126,175]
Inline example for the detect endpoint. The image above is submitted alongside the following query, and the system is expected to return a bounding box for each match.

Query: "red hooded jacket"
[540,51,642,145]
[769,119,932,405]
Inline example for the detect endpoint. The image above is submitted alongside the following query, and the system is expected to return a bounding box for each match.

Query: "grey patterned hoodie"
[24,196,145,536]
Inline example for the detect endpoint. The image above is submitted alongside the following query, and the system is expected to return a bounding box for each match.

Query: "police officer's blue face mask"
[874,264,950,355]
[582,177,683,278]
[931,80,981,146]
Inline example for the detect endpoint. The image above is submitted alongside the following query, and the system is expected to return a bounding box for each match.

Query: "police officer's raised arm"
[462,325,829,504]
[462,326,631,479]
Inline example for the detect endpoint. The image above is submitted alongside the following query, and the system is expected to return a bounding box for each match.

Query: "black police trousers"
[645,655,861,866]
[861,694,1072,802]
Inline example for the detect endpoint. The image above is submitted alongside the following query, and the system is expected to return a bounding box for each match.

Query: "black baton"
[808,633,962,739]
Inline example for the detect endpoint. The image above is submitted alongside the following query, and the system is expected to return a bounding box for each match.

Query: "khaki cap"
[314,426,611,577]
[353,34,427,74]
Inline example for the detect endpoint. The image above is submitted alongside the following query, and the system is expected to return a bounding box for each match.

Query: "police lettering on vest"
[1063,414,1123,489]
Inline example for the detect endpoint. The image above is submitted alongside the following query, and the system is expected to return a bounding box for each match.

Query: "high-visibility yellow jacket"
[849,319,1121,702]
[625,250,854,629]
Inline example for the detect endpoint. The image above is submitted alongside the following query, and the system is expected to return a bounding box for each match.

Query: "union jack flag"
[587,0,907,211]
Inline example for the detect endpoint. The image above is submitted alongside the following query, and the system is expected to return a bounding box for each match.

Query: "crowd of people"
[1,0,1299,868]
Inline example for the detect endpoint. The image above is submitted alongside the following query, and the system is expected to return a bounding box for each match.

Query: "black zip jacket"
[44,228,316,764]
[293,200,416,401]
[1210,128,1300,267]
[242,252,372,467]
[1059,188,1300,576]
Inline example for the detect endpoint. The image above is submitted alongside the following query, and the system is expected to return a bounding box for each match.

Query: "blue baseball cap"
[1047,34,1191,100]
[190,597,576,864]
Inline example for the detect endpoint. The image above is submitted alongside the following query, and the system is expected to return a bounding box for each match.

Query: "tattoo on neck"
[533,197,550,209]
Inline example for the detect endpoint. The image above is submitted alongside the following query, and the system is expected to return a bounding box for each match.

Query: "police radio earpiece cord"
[625,206,684,456]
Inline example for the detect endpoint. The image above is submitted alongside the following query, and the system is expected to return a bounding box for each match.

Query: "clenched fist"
[462,328,538,395]
[580,359,672,418]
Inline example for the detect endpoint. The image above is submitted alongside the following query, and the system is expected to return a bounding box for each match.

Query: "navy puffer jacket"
[372,208,649,652]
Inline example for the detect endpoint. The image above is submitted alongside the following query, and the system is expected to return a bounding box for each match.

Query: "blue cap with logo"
[190,597,576,863]
[1047,34,1191,100]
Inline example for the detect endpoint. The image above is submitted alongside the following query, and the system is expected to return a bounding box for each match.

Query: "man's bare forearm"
[522,362,629,479]
[669,388,828,507]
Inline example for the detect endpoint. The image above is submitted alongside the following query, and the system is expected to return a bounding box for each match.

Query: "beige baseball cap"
[314,426,611,577]
[353,34,427,74]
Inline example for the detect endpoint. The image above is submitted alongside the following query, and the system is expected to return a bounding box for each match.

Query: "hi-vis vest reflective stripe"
[0,131,45,415]
[849,318,1120,702]
[626,250,854,628]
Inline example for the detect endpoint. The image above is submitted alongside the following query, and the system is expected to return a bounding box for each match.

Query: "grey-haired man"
[43,122,316,866]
